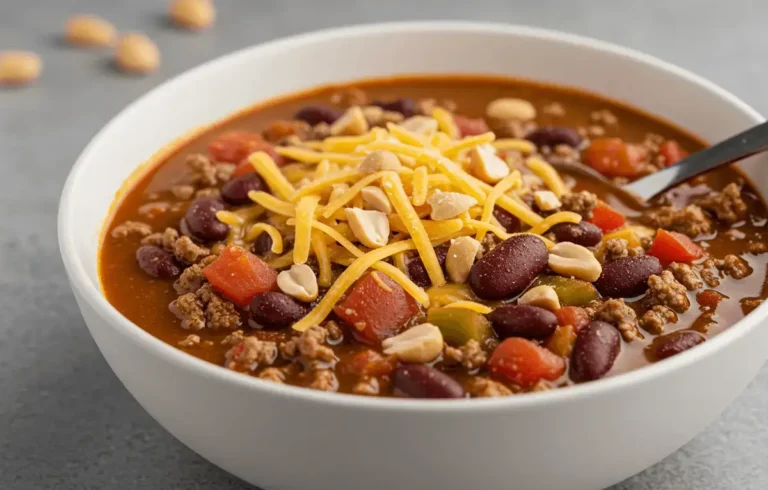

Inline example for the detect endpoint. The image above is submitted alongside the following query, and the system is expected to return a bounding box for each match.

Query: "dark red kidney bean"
[526,126,583,148]
[294,105,342,125]
[136,246,182,279]
[550,221,603,247]
[221,173,266,206]
[493,206,521,233]
[251,232,273,256]
[250,292,309,329]
[488,304,558,340]
[373,98,418,118]
[469,235,548,300]
[652,330,705,360]
[184,198,229,242]
[394,364,465,399]
[594,255,663,298]
[406,243,449,288]
[570,321,621,382]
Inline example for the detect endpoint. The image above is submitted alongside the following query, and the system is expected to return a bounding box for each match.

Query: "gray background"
[2,0,767,488]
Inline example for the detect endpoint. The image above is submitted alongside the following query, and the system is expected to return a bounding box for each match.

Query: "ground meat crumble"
[306,369,339,392]
[173,235,210,264]
[647,270,690,313]
[466,377,514,398]
[589,298,641,342]
[643,204,712,238]
[669,262,702,291]
[639,305,677,335]
[224,337,278,372]
[170,284,240,331]
[697,183,747,224]
[603,238,644,262]
[718,254,751,279]
[560,190,598,219]
[442,340,488,371]
[111,220,152,238]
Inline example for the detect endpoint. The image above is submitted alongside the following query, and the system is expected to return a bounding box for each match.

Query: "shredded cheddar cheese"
[244,223,283,253]
[475,170,521,242]
[432,107,460,140]
[248,152,296,200]
[248,191,296,217]
[443,301,493,315]
[527,156,567,197]
[527,211,582,236]
[293,196,320,264]
[311,231,332,287]
[275,146,363,165]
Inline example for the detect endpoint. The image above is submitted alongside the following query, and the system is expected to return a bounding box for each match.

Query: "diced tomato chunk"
[554,306,590,333]
[697,289,724,310]
[453,115,489,137]
[583,138,646,178]
[333,272,419,345]
[658,140,688,167]
[647,229,703,264]
[202,246,278,307]
[489,338,566,388]
[209,131,282,165]
[231,159,257,179]
[588,201,626,232]
[346,350,399,377]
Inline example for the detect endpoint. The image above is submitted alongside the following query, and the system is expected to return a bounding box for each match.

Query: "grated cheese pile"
[215,108,579,331]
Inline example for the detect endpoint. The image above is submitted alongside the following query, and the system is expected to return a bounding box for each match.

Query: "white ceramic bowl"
[59,22,768,490]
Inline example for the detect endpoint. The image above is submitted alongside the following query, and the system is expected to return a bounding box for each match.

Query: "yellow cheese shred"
[441,132,496,159]
[420,152,487,201]
[314,159,331,179]
[393,251,408,273]
[527,211,582,235]
[411,166,429,206]
[432,107,460,140]
[311,231,332,287]
[275,146,363,165]
[430,131,453,149]
[381,172,446,287]
[244,223,284,253]
[321,172,384,219]
[292,170,362,201]
[475,170,521,242]
[292,240,418,332]
[322,131,378,153]
[248,152,296,200]
[527,156,568,197]
[361,140,425,162]
[494,194,543,227]
[389,215,464,241]
[493,138,537,153]
[444,301,493,315]
[215,210,245,227]
[370,271,394,293]
[293,195,320,264]
[267,252,294,269]
[248,191,296,217]
[463,219,511,240]
[387,122,428,147]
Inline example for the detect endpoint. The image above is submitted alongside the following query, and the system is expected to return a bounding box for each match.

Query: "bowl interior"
[60,21,767,377]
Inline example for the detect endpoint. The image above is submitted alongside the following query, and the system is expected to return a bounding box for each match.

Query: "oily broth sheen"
[99,75,768,392]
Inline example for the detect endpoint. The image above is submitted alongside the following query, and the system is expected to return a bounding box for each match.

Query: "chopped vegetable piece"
[554,306,590,333]
[334,272,419,345]
[209,131,281,164]
[202,246,278,307]
[659,140,688,167]
[647,229,703,264]
[546,324,577,357]
[697,289,724,310]
[589,201,626,232]
[489,338,566,388]
[582,138,645,178]
[346,350,399,377]
[427,307,492,346]
[453,114,489,137]
[534,276,598,307]
[426,283,479,307]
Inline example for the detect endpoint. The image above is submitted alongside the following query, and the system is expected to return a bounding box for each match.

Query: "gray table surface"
[2,0,768,488]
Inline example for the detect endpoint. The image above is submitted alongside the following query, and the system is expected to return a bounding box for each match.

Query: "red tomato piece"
[209,131,282,165]
[588,201,626,232]
[697,289,724,310]
[583,138,645,178]
[647,229,703,264]
[203,246,278,307]
[659,140,688,167]
[231,159,257,179]
[333,272,419,345]
[346,350,399,377]
[453,115,489,137]
[554,306,590,333]
[489,338,566,388]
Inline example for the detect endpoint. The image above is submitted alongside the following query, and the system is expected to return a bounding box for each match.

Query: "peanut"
[518,285,561,311]
[428,192,477,220]
[548,242,602,282]
[330,106,369,136]
[0,51,41,86]
[400,116,438,136]
[361,186,392,213]
[469,144,510,184]
[382,323,444,363]
[358,150,401,174]
[115,33,160,74]
[446,237,482,283]
[486,97,537,121]
[277,264,319,302]
[534,190,562,211]
[65,14,116,47]
[169,0,216,30]
[345,208,390,248]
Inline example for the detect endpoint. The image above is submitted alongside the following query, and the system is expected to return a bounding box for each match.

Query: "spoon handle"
[622,120,768,201]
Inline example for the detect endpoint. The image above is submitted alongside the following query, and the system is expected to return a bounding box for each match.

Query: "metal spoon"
[553,120,768,205]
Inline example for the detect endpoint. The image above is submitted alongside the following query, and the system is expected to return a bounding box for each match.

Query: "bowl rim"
[59,20,767,412]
